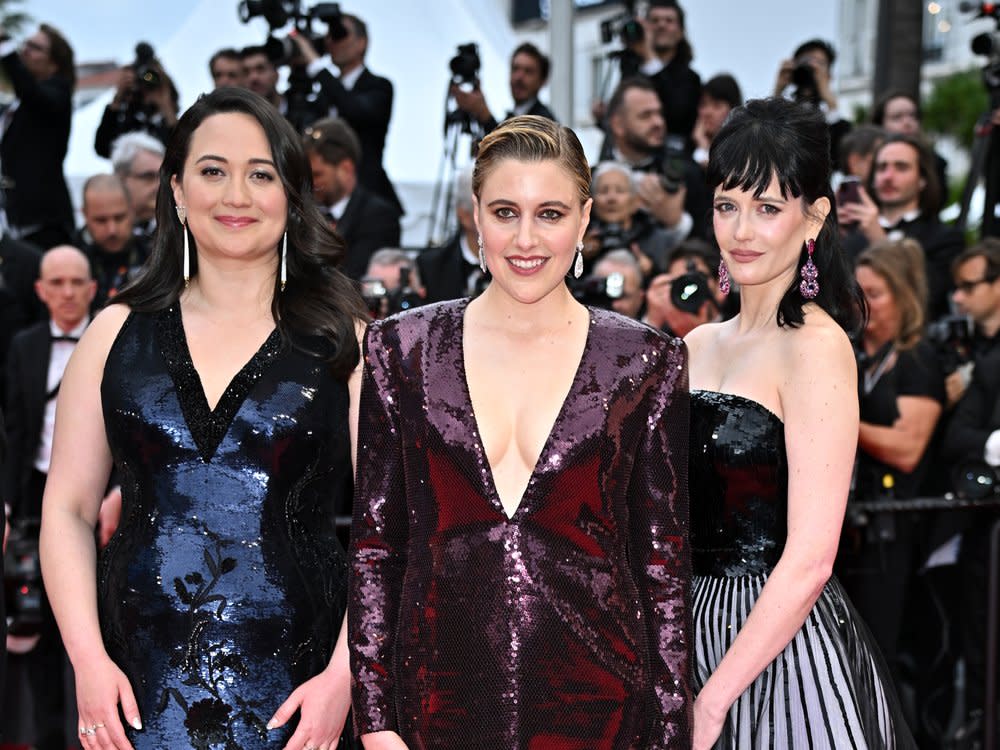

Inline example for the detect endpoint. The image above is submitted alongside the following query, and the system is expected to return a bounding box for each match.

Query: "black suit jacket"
[943,349,1000,464]
[417,232,474,304]
[4,321,51,519]
[482,98,558,134]
[336,185,402,281]
[0,234,43,400]
[315,67,403,214]
[0,52,74,235]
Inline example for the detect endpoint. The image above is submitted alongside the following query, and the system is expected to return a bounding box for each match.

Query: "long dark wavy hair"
[113,87,366,379]
[707,97,865,333]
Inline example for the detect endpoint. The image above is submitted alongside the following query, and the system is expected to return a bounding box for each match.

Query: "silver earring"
[573,242,584,279]
[177,207,190,287]
[477,234,486,274]
[280,231,287,291]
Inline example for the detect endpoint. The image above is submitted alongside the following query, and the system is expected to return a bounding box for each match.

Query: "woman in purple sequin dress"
[349,116,692,749]
[685,98,916,749]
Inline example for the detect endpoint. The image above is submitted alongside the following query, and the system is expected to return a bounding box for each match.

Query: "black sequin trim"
[157,305,283,462]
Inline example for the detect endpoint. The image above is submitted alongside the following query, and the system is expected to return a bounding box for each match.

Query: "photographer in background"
[417,166,487,303]
[616,0,700,147]
[109,131,164,245]
[691,73,741,170]
[643,239,721,337]
[362,248,425,319]
[600,76,710,240]
[774,39,851,170]
[450,42,556,136]
[303,117,400,280]
[0,23,76,249]
[94,42,178,158]
[581,161,685,278]
[209,47,245,89]
[291,11,402,214]
[940,241,1000,407]
[589,249,645,318]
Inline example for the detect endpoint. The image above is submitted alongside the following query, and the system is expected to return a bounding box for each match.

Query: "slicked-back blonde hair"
[472,115,591,206]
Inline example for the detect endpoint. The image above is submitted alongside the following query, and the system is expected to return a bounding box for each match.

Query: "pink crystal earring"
[799,238,819,299]
[718,258,730,295]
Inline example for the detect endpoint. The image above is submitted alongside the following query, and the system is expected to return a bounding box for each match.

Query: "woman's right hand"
[75,653,141,750]
[692,691,727,750]
[362,731,410,750]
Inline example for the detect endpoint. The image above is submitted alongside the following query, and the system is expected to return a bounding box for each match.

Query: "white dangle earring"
[176,206,189,287]
[280,231,288,291]
[573,242,584,279]
[477,234,486,274]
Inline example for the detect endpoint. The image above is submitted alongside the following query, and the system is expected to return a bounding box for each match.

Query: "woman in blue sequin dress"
[684,98,916,749]
[39,89,365,749]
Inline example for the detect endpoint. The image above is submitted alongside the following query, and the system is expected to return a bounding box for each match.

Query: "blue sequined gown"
[350,300,692,749]
[690,390,915,749]
[98,307,355,748]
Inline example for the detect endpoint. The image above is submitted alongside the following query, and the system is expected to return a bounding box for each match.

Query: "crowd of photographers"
[0,0,999,746]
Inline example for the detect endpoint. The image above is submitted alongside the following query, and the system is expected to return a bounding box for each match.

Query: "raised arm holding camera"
[449,42,557,136]
[94,43,178,159]
[289,9,402,214]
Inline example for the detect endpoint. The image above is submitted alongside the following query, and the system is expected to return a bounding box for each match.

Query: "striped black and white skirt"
[692,573,917,749]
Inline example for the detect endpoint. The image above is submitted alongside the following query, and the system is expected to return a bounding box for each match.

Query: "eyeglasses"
[954,276,997,294]
[128,171,159,183]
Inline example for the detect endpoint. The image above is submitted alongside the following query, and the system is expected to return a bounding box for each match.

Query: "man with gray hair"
[417,165,484,302]
[110,131,164,242]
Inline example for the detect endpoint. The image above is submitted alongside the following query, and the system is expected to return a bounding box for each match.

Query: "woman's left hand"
[269,666,351,750]
[692,692,727,750]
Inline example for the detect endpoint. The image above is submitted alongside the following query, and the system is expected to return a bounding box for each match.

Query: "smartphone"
[837,177,862,207]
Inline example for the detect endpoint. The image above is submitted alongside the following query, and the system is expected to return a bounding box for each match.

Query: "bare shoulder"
[778,306,858,417]
[778,306,855,372]
[70,304,133,373]
[683,320,725,359]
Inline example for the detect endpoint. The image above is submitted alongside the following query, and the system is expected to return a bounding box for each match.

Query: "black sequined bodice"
[97,307,352,748]
[689,390,788,576]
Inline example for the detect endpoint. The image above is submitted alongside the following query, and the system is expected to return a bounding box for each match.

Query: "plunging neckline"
[158,305,283,463]
[457,299,594,520]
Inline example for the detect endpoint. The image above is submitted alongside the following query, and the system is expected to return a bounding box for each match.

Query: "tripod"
[426,87,483,247]
[956,87,1000,238]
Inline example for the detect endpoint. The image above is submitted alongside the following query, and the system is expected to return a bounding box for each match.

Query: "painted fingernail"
[266,719,277,730]
[131,717,142,730]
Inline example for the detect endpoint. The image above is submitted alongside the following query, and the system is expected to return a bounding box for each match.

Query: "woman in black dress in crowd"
[39,87,365,749]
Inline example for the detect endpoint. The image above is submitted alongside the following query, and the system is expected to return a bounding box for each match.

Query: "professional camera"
[593,221,639,255]
[3,519,44,637]
[961,1,1000,100]
[450,43,481,90]
[926,314,975,374]
[133,42,162,92]
[361,267,423,320]
[600,0,644,47]
[238,1,346,65]
[568,272,625,310]
[670,262,715,315]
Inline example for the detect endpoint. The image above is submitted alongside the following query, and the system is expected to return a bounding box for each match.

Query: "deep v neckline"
[457,300,594,520]
[158,305,283,463]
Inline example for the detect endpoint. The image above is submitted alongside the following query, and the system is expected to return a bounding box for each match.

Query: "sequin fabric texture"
[689,390,916,749]
[98,307,355,748]
[350,299,692,749]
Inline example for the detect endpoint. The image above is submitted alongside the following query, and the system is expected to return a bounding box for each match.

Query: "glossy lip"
[215,215,258,228]
[729,249,763,262]
[505,254,549,276]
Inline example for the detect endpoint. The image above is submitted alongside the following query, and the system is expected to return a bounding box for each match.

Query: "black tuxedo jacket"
[315,67,403,214]
[4,321,52,518]
[482,98,558,134]
[0,234,43,399]
[943,348,1000,464]
[336,185,402,281]
[0,52,74,235]
[417,232,474,304]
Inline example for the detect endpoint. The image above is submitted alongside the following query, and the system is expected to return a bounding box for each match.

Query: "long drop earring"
[477,234,486,274]
[177,206,189,287]
[718,258,730,295]
[280,231,288,291]
[573,242,584,279]
[799,238,819,299]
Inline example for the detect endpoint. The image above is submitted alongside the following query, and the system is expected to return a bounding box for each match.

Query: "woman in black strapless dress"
[39,88,366,749]
[685,98,916,749]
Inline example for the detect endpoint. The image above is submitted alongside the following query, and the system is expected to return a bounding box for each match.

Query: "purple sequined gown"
[690,390,916,749]
[350,300,692,749]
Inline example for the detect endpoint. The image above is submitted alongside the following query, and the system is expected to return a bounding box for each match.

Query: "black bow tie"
[51,334,79,343]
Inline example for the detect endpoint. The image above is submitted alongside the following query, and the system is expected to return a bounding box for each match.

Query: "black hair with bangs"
[707,97,865,333]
